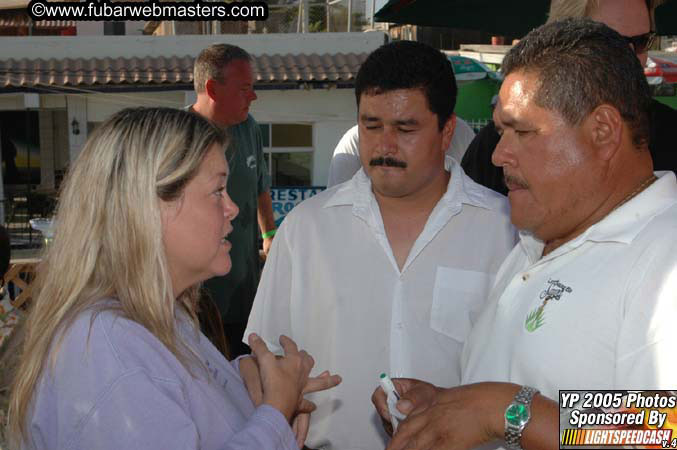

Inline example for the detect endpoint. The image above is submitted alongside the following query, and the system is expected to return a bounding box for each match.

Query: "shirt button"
[522,273,529,281]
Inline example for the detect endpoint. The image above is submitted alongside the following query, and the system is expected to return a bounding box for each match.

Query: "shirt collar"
[582,171,677,244]
[322,156,499,212]
[519,171,677,263]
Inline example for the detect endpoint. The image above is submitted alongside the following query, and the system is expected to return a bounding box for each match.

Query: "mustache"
[504,174,529,190]
[369,157,407,168]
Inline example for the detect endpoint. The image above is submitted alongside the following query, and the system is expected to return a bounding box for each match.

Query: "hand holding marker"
[379,373,407,431]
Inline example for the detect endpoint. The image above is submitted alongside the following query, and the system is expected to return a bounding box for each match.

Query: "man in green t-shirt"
[190,44,276,357]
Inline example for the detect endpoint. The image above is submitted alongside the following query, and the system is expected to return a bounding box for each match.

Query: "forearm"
[223,405,298,450]
[257,191,276,234]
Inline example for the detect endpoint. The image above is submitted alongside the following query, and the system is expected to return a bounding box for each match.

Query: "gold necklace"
[541,174,658,264]
[612,174,657,212]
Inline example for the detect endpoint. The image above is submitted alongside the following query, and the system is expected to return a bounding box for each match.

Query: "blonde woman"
[8,107,338,450]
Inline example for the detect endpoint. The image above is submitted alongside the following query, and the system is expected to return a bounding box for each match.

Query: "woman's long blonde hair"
[8,107,226,446]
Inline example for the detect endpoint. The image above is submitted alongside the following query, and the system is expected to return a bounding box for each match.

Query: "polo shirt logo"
[246,155,257,170]
[525,279,573,332]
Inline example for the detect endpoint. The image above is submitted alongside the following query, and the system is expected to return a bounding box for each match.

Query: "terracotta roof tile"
[0,52,367,89]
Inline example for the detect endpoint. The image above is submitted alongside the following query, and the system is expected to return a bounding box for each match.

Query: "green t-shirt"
[202,114,270,324]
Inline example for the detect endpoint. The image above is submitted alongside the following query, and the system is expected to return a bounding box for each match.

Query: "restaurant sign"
[270,186,326,226]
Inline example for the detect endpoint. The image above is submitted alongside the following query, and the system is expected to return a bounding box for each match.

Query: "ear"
[204,79,219,102]
[441,113,456,153]
[584,104,622,162]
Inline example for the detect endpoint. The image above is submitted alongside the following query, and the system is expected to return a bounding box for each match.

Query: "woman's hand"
[243,335,342,448]
[248,333,313,422]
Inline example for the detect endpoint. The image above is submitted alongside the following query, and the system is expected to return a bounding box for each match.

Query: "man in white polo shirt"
[245,40,516,450]
[372,19,677,450]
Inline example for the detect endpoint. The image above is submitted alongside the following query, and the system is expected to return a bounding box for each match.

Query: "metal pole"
[25,110,32,244]
[326,0,331,32]
[371,0,375,29]
[347,0,352,32]
[297,1,302,33]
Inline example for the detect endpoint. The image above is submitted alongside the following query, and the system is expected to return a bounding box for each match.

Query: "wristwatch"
[504,385,539,450]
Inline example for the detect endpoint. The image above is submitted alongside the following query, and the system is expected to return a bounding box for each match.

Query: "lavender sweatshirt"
[27,304,298,450]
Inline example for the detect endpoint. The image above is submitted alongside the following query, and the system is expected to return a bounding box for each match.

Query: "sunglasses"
[623,31,656,54]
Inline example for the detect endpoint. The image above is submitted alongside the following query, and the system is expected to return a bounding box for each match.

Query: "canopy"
[374,0,549,37]
[449,55,500,82]
[375,0,677,36]
[448,55,501,121]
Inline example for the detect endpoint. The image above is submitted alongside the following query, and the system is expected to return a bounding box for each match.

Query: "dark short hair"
[355,40,457,130]
[502,18,651,148]
[194,44,252,93]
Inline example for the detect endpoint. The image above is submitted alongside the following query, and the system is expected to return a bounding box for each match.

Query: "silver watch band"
[505,386,539,450]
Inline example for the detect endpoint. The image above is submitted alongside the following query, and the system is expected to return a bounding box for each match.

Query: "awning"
[375,0,677,36]
[374,0,549,37]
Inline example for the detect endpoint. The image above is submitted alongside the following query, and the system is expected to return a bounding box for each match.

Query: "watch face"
[506,403,530,427]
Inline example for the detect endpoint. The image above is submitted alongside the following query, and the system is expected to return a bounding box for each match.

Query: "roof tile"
[0,52,368,89]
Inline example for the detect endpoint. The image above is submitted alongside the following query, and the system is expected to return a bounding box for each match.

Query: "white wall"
[251,88,357,186]
[84,91,187,122]
[26,88,356,186]
[76,21,103,36]
[76,21,146,36]
[1,31,387,60]
[0,93,40,110]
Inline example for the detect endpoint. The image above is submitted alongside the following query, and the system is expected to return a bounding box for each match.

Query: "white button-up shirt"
[462,172,677,449]
[246,157,516,450]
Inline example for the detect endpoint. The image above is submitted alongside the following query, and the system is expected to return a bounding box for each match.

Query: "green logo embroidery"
[525,305,546,332]
[524,279,573,333]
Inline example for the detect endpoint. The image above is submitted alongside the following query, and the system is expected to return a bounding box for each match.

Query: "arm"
[251,116,276,255]
[71,370,299,450]
[373,379,559,450]
[257,190,276,255]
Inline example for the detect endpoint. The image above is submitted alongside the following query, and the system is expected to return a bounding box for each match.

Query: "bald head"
[548,0,652,66]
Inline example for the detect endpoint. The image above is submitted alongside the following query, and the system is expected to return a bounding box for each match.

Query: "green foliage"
[525,306,545,332]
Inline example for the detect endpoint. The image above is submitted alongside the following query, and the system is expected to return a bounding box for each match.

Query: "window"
[104,22,126,35]
[259,123,314,187]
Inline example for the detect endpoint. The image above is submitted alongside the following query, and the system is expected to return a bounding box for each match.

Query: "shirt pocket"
[430,267,494,343]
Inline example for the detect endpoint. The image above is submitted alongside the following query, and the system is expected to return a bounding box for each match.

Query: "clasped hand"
[372,379,501,450]
[242,334,342,448]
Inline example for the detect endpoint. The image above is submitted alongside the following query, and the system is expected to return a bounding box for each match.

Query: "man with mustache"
[245,41,517,449]
[372,18,677,450]
[326,117,476,187]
